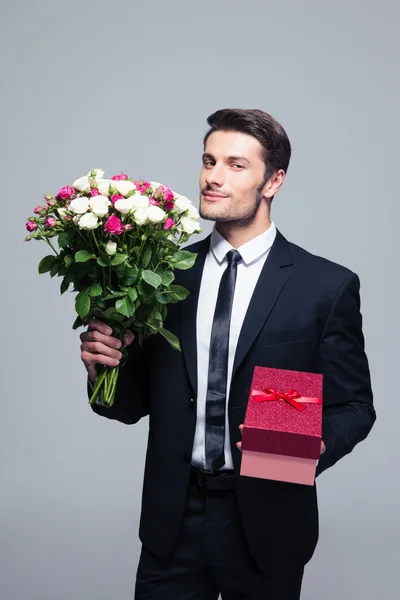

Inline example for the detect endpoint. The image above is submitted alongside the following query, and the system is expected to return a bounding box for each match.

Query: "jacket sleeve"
[316,272,376,476]
[89,337,150,425]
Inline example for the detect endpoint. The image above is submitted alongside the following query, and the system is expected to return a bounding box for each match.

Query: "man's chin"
[199,210,233,222]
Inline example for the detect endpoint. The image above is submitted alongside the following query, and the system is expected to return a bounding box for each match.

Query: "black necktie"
[205,249,242,472]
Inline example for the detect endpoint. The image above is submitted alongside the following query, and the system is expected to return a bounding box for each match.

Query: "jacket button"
[188,398,195,410]
[183,452,190,463]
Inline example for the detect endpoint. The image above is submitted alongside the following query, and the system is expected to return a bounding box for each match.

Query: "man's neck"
[215,218,272,249]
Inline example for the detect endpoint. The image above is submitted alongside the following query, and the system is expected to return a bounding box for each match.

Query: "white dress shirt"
[191,221,277,471]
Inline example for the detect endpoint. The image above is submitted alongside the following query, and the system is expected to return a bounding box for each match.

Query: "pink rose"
[104,215,124,235]
[45,217,56,228]
[149,198,160,206]
[164,200,174,211]
[164,217,175,230]
[163,189,174,202]
[44,195,53,201]
[111,194,124,206]
[26,221,37,232]
[90,188,99,196]
[33,206,42,214]
[111,173,129,181]
[56,186,75,200]
[124,224,132,231]
[134,180,151,194]
[47,200,55,207]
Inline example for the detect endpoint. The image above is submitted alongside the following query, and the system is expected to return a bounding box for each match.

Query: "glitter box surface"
[240,366,323,486]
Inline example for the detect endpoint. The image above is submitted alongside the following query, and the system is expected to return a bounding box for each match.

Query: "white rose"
[69,196,89,214]
[79,212,99,230]
[89,195,109,217]
[186,204,199,219]
[174,194,192,214]
[87,168,105,179]
[73,215,81,225]
[147,204,166,223]
[57,207,69,219]
[134,208,148,226]
[131,193,150,209]
[97,179,112,197]
[114,197,136,215]
[72,176,90,193]
[114,180,135,196]
[180,216,201,234]
[105,241,117,256]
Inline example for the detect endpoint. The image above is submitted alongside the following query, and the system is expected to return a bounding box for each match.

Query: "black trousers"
[135,479,304,599]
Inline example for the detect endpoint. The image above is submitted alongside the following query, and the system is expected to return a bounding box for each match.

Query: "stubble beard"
[199,188,264,229]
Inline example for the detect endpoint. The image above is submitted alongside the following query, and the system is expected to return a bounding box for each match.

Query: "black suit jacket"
[91,229,375,573]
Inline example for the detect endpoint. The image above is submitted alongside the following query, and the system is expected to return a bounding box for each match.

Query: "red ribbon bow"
[250,387,322,412]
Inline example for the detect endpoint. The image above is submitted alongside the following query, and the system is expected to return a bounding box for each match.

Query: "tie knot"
[226,249,242,266]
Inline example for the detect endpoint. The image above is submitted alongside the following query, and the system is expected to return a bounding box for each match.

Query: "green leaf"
[142,246,152,268]
[158,269,175,287]
[111,253,127,266]
[102,291,127,301]
[170,250,197,270]
[154,291,171,304]
[75,290,91,318]
[168,284,190,301]
[159,303,167,320]
[115,296,134,317]
[97,255,109,267]
[64,254,74,268]
[142,270,162,289]
[159,327,181,351]
[50,262,59,278]
[72,316,83,330]
[60,277,69,295]
[88,282,102,297]
[123,264,139,285]
[127,287,138,303]
[38,255,56,274]
[114,263,126,279]
[75,250,94,263]
[58,232,68,249]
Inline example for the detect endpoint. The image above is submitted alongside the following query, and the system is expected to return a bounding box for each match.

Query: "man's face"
[199,130,268,224]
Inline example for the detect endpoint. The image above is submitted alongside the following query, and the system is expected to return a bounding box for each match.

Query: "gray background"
[1,0,398,598]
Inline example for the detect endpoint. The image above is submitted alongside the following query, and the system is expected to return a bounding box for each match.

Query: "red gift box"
[240,366,323,485]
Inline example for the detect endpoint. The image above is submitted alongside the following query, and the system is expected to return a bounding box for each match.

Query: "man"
[80,108,375,599]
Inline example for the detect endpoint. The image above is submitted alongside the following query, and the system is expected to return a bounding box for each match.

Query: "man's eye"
[232,164,244,169]
[203,161,214,167]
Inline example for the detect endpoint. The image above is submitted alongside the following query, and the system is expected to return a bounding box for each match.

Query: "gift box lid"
[241,366,323,460]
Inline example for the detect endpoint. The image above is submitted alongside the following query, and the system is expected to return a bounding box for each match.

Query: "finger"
[87,319,113,336]
[320,441,326,454]
[81,350,121,369]
[87,365,98,382]
[236,441,242,452]
[81,342,122,361]
[123,331,135,346]
[239,424,244,436]
[86,329,122,350]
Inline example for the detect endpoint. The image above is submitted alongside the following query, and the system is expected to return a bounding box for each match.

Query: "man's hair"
[203,108,291,184]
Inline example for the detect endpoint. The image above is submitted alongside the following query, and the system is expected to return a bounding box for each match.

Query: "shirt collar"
[210,221,277,266]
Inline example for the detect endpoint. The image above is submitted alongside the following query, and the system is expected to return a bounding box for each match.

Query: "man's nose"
[205,164,225,188]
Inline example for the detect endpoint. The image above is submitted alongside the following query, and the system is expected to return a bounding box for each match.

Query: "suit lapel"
[231,229,293,380]
[178,235,210,396]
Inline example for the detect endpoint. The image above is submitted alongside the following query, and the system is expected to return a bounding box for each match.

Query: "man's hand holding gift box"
[238,366,326,486]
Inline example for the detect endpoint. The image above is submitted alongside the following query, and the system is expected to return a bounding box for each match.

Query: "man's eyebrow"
[202,153,251,165]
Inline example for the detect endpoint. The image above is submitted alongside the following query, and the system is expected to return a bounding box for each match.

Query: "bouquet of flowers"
[24,169,202,407]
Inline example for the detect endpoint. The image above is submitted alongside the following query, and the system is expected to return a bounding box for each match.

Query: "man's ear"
[262,169,286,199]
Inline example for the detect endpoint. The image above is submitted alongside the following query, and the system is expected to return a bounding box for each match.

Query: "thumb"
[123,331,135,346]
